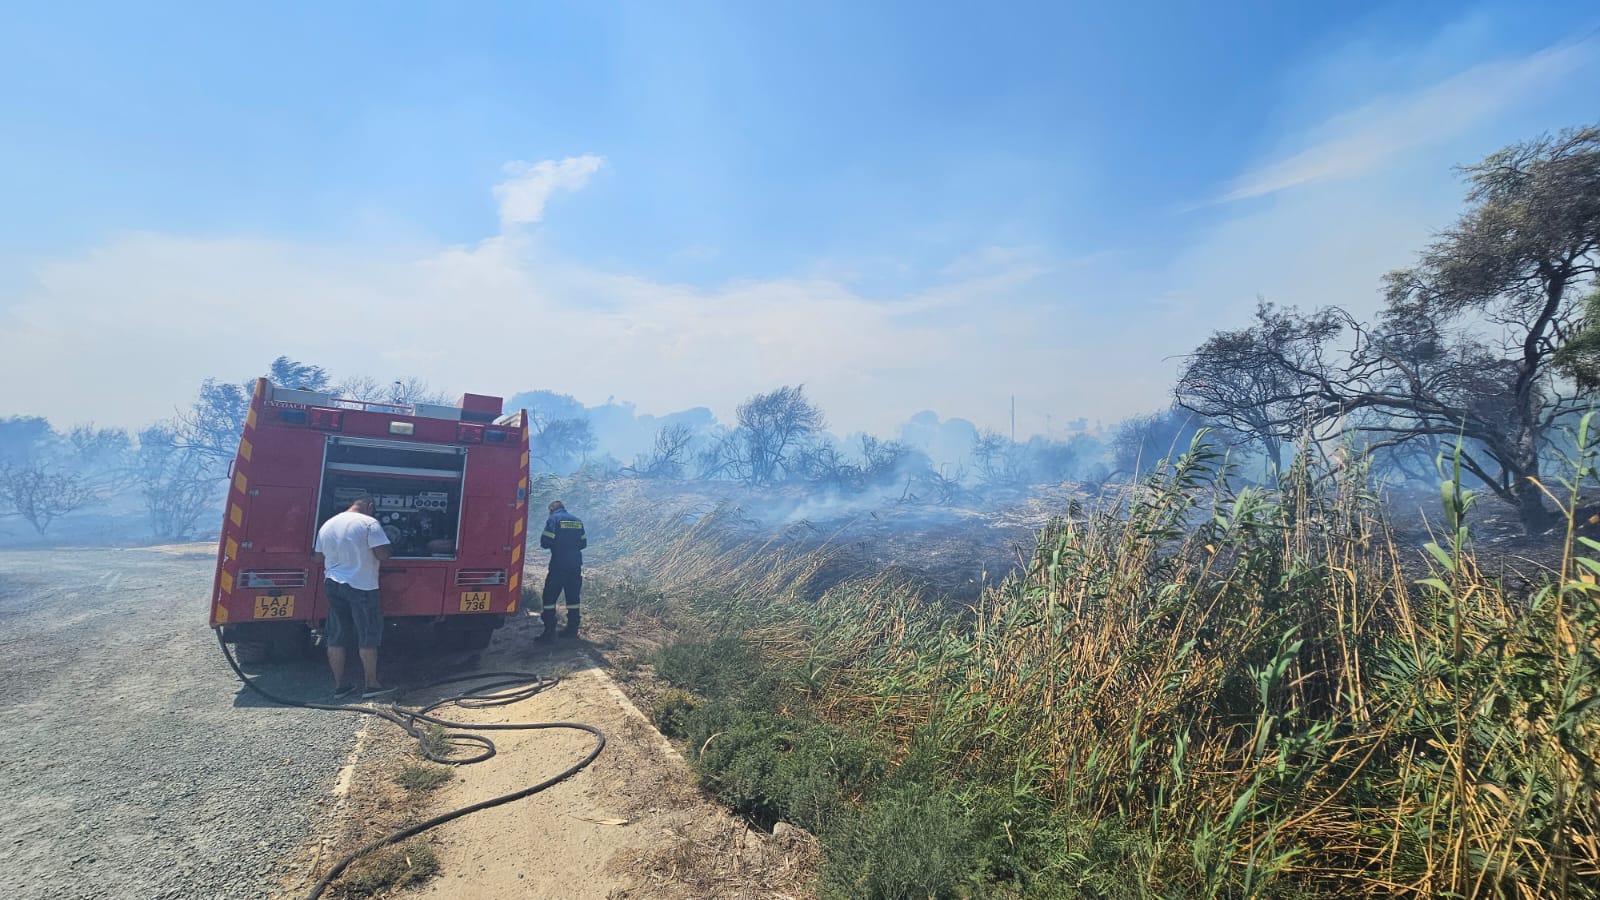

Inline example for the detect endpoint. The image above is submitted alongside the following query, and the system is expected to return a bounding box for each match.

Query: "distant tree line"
[0,356,462,540]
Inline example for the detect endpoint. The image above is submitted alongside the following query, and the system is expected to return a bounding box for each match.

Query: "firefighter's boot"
[561,609,581,640]
[537,609,559,641]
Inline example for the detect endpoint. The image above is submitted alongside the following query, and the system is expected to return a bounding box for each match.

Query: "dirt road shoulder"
[290,638,812,899]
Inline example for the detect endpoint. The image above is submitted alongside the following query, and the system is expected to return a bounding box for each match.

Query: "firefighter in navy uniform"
[537,500,587,640]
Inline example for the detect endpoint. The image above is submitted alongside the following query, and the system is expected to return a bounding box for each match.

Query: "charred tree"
[734,385,825,486]
[1183,127,1600,532]
[1176,301,1338,478]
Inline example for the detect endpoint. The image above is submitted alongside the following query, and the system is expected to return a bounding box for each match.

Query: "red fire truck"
[209,379,532,659]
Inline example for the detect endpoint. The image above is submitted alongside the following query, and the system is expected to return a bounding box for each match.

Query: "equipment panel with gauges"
[318,438,467,558]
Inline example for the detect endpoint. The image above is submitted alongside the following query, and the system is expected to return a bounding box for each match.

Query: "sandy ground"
[285,612,813,899]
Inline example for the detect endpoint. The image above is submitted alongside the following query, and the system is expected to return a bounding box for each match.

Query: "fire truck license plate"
[459,591,491,612]
[254,595,295,619]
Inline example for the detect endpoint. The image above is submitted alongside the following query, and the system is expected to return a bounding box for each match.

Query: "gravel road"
[0,545,360,900]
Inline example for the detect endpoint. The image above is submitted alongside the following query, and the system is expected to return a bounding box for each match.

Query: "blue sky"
[2,1,1597,437]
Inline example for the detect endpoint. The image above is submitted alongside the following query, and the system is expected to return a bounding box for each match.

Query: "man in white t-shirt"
[313,493,395,700]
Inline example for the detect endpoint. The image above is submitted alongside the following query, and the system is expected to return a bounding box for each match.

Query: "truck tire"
[234,641,271,664]
[457,625,496,652]
[270,624,316,660]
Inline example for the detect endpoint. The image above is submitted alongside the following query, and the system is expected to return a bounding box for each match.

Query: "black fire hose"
[216,630,606,900]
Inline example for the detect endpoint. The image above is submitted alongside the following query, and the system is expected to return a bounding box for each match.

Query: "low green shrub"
[654,635,760,699]
[819,783,986,900]
[649,688,699,737]
[392,763,452,795]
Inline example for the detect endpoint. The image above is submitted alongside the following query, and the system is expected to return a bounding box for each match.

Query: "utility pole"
[1010,396,1016,444]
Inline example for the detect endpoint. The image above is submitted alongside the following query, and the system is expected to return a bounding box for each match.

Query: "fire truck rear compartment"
[319,437,467,559]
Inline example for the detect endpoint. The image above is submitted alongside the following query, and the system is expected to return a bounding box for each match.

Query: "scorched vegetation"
[582,430,1600,898]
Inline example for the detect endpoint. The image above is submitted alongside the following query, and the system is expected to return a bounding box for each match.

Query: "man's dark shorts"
[324,579,384,649]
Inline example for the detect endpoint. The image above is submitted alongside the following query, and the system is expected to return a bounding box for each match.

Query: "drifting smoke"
[4,355,1267,552]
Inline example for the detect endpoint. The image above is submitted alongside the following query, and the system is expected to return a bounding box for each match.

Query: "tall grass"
[594,430,1600,897]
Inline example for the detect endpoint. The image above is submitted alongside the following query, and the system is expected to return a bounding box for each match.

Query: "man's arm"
[540,517,557,550]
[368,520,393,563]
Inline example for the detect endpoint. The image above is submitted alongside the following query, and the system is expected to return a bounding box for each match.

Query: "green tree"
[1553,288,1600,388]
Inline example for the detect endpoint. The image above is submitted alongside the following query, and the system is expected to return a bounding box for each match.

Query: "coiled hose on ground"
[216,630,606,900]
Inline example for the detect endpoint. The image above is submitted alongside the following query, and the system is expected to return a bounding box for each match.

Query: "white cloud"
[0,226,1061,438]
[1219,39,1593,203]
[492,155,605,228]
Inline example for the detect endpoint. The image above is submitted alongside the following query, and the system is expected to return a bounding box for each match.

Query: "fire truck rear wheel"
[234,641,271,664]
[457,625,495,651]
[271,624,317,660]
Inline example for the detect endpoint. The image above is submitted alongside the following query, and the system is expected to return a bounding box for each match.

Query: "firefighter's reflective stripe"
[559,520,583,529]
[542,530,557,540]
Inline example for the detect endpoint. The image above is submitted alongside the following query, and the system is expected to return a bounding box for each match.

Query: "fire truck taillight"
[456,423,485,443]
[242,569,309,588]
[307,407,344,431]
[455,569,507,586]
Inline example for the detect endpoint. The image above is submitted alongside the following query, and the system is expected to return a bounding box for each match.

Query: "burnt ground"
[570,477,1582,607]
[0,545,360,900]
[1380,485,1582,589]
[573,478,1089,603]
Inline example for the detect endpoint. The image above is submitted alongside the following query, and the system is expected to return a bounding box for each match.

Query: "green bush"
[649,688,699,737]
[819,784,986,900]
[392,763,452,795]
[677,698,887,834]
[654,635,760,699]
